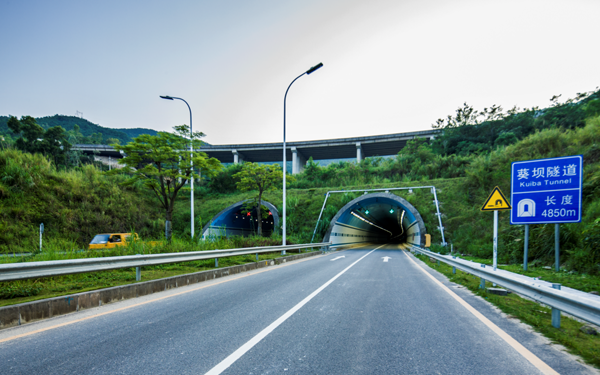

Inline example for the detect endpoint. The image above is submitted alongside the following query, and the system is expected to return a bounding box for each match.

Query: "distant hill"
[118,128,160,139]
[0,115,159,145]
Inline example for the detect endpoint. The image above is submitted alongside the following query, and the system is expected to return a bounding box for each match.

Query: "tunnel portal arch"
[201,200,280,239]
[323,192,427,247]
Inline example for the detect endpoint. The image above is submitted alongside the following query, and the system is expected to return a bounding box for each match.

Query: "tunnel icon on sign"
[517,199,535,217]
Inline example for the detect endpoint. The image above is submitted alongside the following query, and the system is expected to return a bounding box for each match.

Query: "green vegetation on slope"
[0,148,164,252]
[431,89,600,155]
[0,114,158,145]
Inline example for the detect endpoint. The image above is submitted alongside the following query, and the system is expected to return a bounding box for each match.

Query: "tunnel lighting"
[389,209,394,214]
[365,210,369,215]
[350,211,392,235]
[400,210,406,236]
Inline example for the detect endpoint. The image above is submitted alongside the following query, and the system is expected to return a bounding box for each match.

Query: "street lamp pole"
[282,63,323,252]
[160,95,195,239]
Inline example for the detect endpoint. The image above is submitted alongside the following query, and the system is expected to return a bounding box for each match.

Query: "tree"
[39,125,71,166]
[112,125,221,240]
[234,162,283,236]
[8,116,45,153]
[7,115,71,166]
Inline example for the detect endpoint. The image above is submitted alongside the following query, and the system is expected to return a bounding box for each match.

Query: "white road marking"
[330,256,346,261]
[381,256,392,262]
[205,245,386,375]
[404,251,558,375]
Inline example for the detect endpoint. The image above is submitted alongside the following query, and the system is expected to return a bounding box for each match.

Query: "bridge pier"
[232,149,244,164]
[291,147,306,174]
[356,142,363,163]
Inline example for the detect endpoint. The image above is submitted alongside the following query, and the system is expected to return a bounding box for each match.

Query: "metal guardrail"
[0,243,331,282]
[410,246,600,327]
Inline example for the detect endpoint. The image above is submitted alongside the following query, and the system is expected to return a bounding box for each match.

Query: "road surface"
[0,244,594,374]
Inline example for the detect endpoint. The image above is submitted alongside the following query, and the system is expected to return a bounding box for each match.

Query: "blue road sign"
[511,155,583,224]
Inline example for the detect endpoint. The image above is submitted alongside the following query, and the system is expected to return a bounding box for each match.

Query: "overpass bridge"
[73,128,440,174]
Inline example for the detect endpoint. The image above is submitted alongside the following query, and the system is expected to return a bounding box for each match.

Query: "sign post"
[481,186,512,271]
[511,155,583,272]
[39,223,44,252]
[523,224,529,271]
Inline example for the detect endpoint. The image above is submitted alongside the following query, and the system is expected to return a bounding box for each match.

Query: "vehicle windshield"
[90,234,110,244]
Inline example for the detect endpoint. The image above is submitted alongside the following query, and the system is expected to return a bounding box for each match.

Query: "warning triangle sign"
[481,186,512,211]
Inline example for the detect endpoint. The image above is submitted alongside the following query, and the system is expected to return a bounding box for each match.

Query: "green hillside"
[118,128,160,139]
[0,115,158,145]
[3,116,596,272]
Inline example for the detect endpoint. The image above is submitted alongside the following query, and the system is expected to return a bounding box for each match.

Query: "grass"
[415,253,600,369]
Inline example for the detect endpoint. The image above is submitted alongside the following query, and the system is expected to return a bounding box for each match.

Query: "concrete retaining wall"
[0,250,322,330]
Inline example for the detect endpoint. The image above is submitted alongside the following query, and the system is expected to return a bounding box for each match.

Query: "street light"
[282,63,323,252]
[160,95,195,239]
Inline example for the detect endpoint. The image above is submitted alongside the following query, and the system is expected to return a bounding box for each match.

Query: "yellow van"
[88,233,139,250]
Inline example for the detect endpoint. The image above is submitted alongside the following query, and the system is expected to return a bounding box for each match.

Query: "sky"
[1,0,599,145]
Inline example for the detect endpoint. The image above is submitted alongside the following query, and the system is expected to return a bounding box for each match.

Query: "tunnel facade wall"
[323,192,427,247]
[201,200,280,239]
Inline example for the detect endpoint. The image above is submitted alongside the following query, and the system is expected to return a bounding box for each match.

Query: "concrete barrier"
[0,250,322,330]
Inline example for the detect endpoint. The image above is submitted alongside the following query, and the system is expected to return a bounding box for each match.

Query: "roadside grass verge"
[0,236,321,307]
[415,253,600,369]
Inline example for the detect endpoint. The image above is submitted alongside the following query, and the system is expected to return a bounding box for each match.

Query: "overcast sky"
[1,0,599,145]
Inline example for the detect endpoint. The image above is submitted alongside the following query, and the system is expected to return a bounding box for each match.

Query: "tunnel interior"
[324,193,426,247]
[202,200,279,239]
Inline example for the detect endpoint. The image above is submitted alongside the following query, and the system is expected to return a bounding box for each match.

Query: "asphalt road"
[0,244,595,374]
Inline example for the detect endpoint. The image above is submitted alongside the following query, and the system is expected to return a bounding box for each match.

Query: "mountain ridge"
[0,115,159,144]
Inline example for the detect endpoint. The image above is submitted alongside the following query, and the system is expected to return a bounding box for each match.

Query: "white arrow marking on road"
[382,256,392,262]
[330,256,345,261]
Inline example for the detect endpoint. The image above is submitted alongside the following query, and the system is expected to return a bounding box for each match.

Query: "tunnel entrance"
[323,192,427,247]
[201,200,280,239]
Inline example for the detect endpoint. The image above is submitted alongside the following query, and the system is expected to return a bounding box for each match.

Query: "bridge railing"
[0,243,330,282]
[410,246,600,328]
